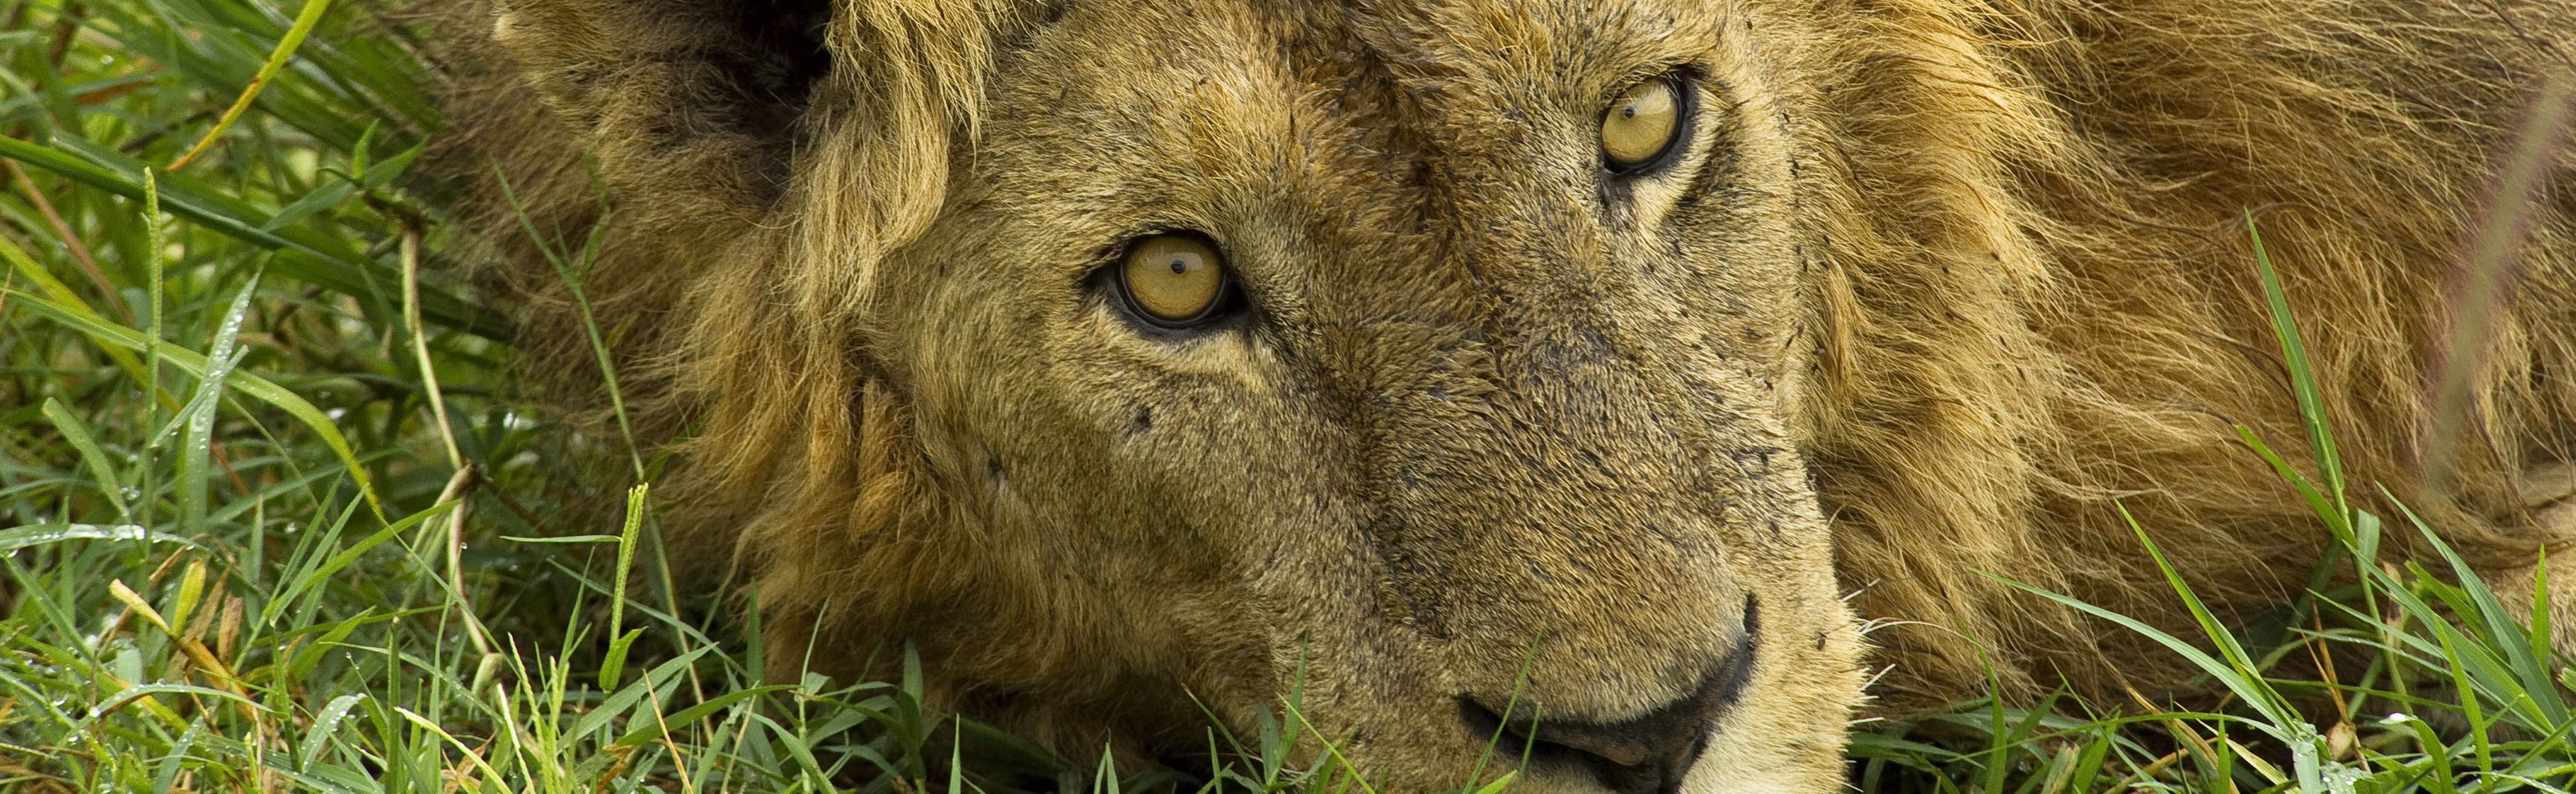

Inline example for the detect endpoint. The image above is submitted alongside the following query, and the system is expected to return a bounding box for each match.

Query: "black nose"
[1458,600,1760,794]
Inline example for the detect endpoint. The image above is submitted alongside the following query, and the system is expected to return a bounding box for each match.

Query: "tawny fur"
[433,0,2576,787]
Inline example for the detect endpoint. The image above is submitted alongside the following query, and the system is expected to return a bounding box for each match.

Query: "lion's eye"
[1602,76,1686,174]
[1116,234,1234,327]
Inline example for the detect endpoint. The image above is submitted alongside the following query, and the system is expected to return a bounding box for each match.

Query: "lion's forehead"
[982,0,1744,167]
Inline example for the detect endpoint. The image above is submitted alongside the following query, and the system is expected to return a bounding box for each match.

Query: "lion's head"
[459,0,1863,787]
[444,0,2576,790]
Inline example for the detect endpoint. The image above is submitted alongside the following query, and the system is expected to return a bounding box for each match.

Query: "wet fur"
[434,0,2576,785]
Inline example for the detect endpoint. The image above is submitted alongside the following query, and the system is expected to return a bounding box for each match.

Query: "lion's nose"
[1456,626,1758,794]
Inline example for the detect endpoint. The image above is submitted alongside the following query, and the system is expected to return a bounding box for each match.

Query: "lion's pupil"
[1169,259,1187,274]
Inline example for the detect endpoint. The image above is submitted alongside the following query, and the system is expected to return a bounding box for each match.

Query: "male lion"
[437,0,2576,790]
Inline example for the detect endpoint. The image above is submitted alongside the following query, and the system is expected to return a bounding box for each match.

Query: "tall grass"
[0,1,2567,792]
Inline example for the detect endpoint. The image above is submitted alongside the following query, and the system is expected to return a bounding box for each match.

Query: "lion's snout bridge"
[1346,304,1784,789]
[1456,599,1758,794]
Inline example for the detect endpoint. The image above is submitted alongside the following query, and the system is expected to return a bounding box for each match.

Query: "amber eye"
[1116,234,1233,327]
[1602,76,1686,172]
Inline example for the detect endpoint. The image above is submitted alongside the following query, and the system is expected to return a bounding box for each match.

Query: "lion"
[431,0,2576,790]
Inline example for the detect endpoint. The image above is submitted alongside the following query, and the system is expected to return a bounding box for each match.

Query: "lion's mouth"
[1453,608,1759,794]
[1456,697,1707,794]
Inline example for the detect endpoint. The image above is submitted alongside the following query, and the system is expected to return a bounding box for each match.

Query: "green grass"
[0,1,2569,792]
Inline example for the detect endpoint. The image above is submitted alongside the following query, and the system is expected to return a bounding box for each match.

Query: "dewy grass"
[1,1,2570,793]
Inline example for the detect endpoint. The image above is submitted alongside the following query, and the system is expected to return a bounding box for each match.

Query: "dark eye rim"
[1600,71,1697,178]
[1099,231,1249,333]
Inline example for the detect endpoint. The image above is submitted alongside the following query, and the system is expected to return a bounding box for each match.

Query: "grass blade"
[168,0,336,169]
[9,287,384,517]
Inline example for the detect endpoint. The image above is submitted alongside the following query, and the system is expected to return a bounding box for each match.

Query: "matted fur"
[435,0,2576,789]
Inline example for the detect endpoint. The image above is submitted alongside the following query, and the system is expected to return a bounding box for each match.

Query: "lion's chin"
[1673,747,1832,794]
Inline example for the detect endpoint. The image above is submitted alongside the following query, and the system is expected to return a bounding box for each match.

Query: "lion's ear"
[452,0,1043,384]
[479,0,1027,226]
[481,0,835,214]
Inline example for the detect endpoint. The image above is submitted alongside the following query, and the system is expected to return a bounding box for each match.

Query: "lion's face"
[852,2,1862,789]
